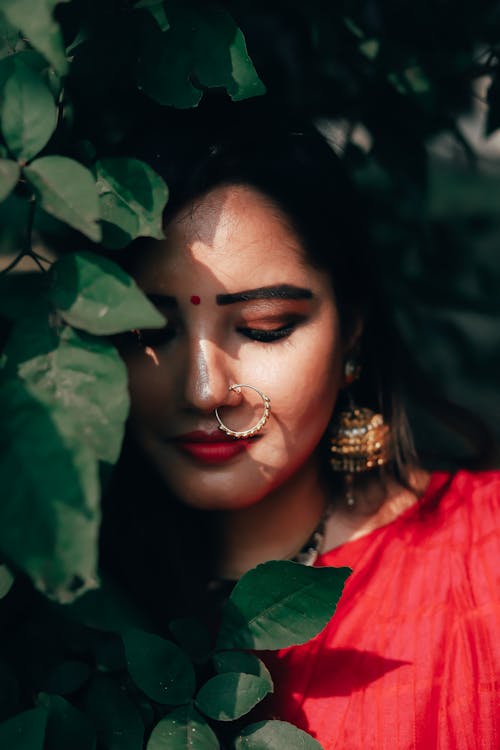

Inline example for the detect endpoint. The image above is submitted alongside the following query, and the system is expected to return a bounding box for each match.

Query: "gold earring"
[329,360,391,506]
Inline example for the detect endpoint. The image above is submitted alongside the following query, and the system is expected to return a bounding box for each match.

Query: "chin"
[162,474,268,512]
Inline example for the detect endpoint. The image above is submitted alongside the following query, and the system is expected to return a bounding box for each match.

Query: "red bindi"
[190,295,201,305]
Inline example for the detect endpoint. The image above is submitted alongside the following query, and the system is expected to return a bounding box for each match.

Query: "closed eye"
[237,323,296,343]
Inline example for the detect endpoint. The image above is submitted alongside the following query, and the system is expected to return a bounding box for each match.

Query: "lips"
[171,430,256,464]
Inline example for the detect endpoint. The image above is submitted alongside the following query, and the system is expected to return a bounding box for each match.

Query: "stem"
[0,251,26,276]
[0,196,46,276]
[29,253,46,273]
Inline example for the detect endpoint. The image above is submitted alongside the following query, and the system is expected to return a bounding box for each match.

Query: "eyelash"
[237,324,295,342]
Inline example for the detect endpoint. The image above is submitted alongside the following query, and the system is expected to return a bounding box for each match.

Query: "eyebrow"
[145,285,314,308]
[216,285,313,306]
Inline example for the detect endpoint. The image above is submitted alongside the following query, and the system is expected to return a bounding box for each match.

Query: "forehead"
[132,185,322,291]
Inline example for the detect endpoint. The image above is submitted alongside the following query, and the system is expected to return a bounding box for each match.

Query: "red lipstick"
[172,430,254,464]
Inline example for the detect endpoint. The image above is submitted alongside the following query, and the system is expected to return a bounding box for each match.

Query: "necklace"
[291,504,332,566]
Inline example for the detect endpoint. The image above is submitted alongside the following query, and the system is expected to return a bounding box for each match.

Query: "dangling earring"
[329,357,391,507]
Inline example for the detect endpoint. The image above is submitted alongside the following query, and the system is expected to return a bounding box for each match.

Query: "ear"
[341,315,364,387]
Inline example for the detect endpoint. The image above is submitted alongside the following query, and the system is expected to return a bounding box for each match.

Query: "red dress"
[265,471,500,749]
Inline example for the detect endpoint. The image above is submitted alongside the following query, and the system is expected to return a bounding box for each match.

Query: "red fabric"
[263,470,500,749]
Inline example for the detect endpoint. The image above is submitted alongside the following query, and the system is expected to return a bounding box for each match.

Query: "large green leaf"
[196,672,272,722]
[0,158,20,201]
[217,561,351,650]
[136,3,265,108]
[49,251,166,334]
[146,705,219,750]
[0,707,47,750]
[24,156,101,241]
[80,674,144,750]
[96,158,168,249]
[0,60,57,161]
[235,720,324,750]
[4,312,129,464]
[0,372,100,601]
[37,693,96,750]
[123,629,195,705]
[0,0,69,75]
[213,651,272,690]
[0,304,128,600]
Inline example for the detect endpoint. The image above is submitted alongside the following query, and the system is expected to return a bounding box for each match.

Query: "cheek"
[122,354,171,426]
[250,321,344,442]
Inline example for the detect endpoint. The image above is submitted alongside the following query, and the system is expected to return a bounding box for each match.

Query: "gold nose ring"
[214,384,271,439]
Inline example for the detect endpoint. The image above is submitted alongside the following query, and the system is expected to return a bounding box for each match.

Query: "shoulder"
[431,468,500,523]
[392,469,500,554]
[422,468,500,516]
[416,469,500,575]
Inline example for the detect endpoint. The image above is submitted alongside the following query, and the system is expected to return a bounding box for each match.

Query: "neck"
[216,457,327,580]
[323,467,430,550]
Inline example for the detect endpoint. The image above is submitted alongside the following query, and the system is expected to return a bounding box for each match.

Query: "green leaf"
[0,564,14,598]
[0,0,69,75]
[146,705,219,750]
[0,60,57,161]
[49,251,166,334]
[123,629,195,705]
[213,651,272,690]
[217,561,351,650]
[235,720,324,749]
[95,158,168,249]
[5,312,129,464]
[169,617,212,664]
[195,12,266,103]
[136,4,265,109]
[0,707,47,750]
[0,158,20,201]
[81,674,144,750]
[0,13,25,58]
[196,672,272,722]
[24,156,101,241]
[0,372,100,601]
[37,693,96,750]
[134,0,169,31]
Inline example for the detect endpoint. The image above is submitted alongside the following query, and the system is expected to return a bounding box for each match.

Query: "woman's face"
[122,185,347,510]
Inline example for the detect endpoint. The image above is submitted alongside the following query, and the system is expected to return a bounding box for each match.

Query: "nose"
[182,337,235,414]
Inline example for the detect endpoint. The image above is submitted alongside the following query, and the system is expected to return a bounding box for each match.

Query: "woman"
[105,119,500,749]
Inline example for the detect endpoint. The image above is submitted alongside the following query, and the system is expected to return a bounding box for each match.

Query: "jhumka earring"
[329,358,391,507]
